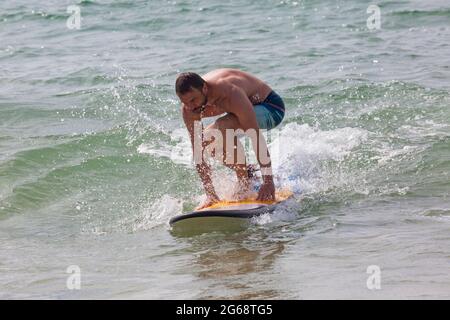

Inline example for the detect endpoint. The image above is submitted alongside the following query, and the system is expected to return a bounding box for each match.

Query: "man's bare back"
[199,69,273,117]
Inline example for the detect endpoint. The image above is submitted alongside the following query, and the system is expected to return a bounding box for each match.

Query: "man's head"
[175,72,207,112]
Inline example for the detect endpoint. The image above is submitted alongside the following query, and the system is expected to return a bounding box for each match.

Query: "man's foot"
[195,195,220,211]
[256,180,276,202]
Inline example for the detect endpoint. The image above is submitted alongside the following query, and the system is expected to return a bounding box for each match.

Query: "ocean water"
[0,0,449,299]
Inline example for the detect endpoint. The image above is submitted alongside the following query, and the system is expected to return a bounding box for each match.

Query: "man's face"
[178,87,207,113]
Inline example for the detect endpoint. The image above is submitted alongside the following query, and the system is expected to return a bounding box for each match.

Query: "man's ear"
[202,83,208,95]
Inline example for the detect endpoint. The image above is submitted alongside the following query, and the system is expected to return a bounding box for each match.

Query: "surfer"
[175,68,285,210]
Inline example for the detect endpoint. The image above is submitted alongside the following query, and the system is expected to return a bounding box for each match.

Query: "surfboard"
[169,189,293,236]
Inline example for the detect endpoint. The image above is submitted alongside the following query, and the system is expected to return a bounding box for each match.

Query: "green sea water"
[0,0,449,299]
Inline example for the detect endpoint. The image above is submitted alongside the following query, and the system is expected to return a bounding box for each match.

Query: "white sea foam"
[251,199,299,226]
[269,123,369,194]
[138,122,370,197]
[396,119,449,139]
[137,128,192,167]
[131,195,183,231]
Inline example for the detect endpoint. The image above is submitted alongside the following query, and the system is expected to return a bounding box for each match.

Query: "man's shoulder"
[204,68,243,81]
[214,77,237,95]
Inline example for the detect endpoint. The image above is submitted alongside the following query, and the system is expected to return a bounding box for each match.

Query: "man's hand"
[256,179,276,202]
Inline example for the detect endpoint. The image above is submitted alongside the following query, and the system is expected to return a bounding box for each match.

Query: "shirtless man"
[175,69,285,209]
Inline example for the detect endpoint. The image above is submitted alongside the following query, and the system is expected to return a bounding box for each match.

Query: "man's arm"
[226,86,275,201]
[182,106,219,201]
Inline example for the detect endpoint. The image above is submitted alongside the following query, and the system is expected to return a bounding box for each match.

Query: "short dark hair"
[175,72,205,95]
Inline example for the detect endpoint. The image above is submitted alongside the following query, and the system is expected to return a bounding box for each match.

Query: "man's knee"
[213,113,238,130]
[203,114,245,163]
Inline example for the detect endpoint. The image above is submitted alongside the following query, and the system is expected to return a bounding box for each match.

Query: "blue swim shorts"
[253,91,285,130]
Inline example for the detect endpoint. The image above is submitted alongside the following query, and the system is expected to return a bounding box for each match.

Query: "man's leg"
[203,113,249,187]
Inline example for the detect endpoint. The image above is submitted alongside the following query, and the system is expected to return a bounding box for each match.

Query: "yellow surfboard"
[169,189,293,236]
[202,189,293,210]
